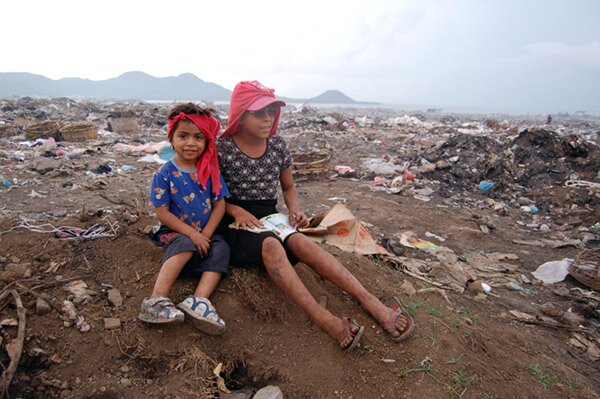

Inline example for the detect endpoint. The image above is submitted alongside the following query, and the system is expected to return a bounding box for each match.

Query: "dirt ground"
[0,101,599,398]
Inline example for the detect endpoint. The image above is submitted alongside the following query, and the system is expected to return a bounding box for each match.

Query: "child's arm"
[280,168,309,228]
[155,207,211,256]
[225,202,263,230]
[201,198,225,239]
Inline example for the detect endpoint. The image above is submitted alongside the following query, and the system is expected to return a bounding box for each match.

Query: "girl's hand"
[289,210,309,228]
[234,209,262,230]
[191,231,211,256]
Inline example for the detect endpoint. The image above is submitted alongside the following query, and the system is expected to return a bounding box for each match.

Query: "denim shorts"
[149,226,230,275]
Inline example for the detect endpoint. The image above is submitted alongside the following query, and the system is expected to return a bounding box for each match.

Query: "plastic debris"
[478,180,496,190]
[520,205,539,214]
[532,258,574,284]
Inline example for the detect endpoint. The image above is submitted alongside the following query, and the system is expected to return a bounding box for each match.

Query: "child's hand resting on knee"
[191,231,211,256]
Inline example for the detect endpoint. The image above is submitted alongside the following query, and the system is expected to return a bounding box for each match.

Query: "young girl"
[217,81,415,349]
[139,103,230,336]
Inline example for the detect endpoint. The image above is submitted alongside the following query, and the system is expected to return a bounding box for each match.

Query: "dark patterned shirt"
[217,135,293,201]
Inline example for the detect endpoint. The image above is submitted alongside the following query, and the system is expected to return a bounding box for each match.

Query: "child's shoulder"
[154,160,176,176]
[269,135,287,144]
[268,135,289,150]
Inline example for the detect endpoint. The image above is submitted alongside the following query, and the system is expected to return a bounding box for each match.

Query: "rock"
[417,163,437,174]
[254,385,283,399]
[560,310,584,327]
[468,280,491,294]
[107,289,123,308]
[60,389,72,398]
[505,282,523,291]
[104,318,121,330]
[539,224,550,233]
[31,157,61,174]
[36,297,52,315]
[399,280,416,297]
[119,378,132,387]
[0,270,19,284]
[540,302,561,318]
[6,263,32,279]
[517,197,535,206]
[435,159,450,169]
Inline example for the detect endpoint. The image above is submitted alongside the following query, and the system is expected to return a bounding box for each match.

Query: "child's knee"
[211,240,230,264]
[262,236,284,257]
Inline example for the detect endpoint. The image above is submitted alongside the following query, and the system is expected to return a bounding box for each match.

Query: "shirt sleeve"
[150,167,171,207]
[212,174,230,201]
[278,136,294,169]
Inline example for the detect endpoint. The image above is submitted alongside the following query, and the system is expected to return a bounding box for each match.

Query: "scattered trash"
[468,280,492,294]
[505,282,524,291]
[520,205,539,214]
[15,219,119,240]
[335,165,357,177]
[424,231,446,242]
[63,280,96,305]
[362,158,398,175]
[103,318,121,330]
[532,258,573,284]
[399,232,443,253]
[107,288,123,308]
[120,165,137,172]
[478,180,496,191]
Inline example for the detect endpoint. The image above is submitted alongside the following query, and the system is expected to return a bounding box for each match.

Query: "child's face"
[171,120,206,164]
[239,105,278,139]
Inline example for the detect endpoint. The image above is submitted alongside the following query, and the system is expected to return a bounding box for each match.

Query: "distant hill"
[0,71,232,101]
[281,89,378,105]
[307,89,356,103]
[0,72,376,104]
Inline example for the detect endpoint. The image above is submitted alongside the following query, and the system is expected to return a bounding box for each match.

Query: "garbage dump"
[1,97,599,398]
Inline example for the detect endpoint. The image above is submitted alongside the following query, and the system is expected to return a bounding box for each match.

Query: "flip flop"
[340,317,365,351]
[385,296,415,342]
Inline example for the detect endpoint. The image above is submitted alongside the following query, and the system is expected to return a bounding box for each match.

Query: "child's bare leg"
[285,234,408,337]
[151,251,193,297]
[194,271,221,298]
[262,237,358,347]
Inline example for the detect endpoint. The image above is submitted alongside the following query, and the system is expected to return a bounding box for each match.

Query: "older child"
[217,81,415,349]
[139,103,230,336]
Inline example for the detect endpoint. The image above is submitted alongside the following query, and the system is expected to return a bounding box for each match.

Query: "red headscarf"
[167,112,221,196]
[220,80,285,138]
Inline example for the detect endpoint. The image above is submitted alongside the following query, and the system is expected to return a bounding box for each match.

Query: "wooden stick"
[0,291,26,395]
[512,318,581,332]
[99,193,135,208]
[15,283,63,313]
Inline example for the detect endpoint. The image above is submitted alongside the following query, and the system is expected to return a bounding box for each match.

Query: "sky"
[1,0,599,114]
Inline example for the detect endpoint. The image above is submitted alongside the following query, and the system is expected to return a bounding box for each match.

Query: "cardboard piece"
[301,203,389,255]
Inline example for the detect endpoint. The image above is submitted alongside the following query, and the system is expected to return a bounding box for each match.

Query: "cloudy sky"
[1,0,599,114]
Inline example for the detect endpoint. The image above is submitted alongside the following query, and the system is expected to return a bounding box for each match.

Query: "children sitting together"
[139,80,415,350]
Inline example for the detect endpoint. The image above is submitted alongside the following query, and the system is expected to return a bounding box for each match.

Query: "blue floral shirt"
[150,160,229,231]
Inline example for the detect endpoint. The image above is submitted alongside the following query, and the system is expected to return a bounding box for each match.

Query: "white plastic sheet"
[532,258,573,284]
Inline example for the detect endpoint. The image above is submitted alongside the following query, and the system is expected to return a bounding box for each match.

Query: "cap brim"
[247,96,286,111]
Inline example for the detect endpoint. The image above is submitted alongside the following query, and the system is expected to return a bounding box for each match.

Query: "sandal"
[384,296,415,341]
[339,317,365,350]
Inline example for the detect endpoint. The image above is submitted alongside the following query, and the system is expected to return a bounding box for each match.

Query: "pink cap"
[247,95,286,111]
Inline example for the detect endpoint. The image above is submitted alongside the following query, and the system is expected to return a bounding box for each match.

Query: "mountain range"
[0,72,376,104]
